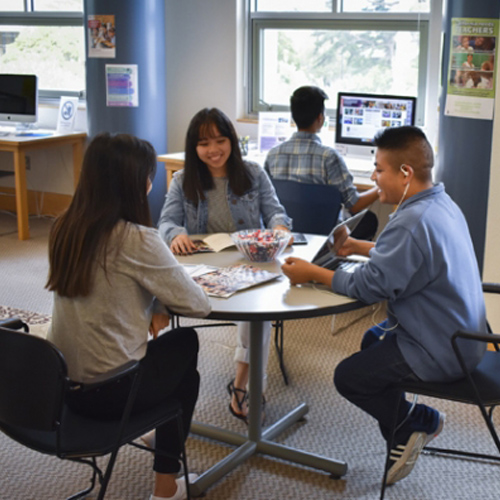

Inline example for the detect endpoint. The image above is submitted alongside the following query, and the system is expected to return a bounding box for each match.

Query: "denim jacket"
[158,161,292,245]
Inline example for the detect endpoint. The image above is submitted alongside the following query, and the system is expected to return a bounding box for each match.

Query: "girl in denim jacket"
[158,108,291,422]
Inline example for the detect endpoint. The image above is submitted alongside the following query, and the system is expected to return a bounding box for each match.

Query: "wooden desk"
[0,130,87,240]
[157,151,185,189]
[177,237,365,495]
[157,151,375,191]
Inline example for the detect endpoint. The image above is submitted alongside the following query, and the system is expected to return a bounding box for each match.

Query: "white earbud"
[395,164,411,212]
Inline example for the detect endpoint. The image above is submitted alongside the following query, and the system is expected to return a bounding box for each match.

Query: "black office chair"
[270,179,343,384]
[380,283,500,499]
[0,319,191,500]
[271,178,343,236]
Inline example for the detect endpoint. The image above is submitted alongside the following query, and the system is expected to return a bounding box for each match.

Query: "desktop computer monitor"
[335,92,417,159]
[0,74,38,128]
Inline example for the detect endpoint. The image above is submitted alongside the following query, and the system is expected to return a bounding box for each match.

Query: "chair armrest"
[73,360,141,392]
[450,329,500,407]
[452,329,500,374]
[0,317,29,332]
[483,282,500,294]
[453,330,500,345]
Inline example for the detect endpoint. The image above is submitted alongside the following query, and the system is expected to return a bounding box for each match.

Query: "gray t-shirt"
[48,221,211,381]
[206,177,236,233]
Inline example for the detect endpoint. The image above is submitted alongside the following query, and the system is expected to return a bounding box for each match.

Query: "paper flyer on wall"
[105,65,139,107]
[445,18,498,120]
[87,15,116,58]
[257,112,292,153]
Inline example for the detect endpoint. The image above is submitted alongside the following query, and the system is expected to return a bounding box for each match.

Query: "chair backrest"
[0,326,68,431]
[271,179,342,235]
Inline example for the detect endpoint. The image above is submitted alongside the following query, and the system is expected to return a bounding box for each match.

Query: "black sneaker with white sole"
[386,410,446,486]
[386,431,427,485]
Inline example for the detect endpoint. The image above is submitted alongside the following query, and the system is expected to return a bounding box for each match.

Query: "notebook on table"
[311,209,370,273]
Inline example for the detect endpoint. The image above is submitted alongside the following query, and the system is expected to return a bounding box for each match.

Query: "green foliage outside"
[268,29,418,106]
[262,0,422,107]
[0,26,85,91]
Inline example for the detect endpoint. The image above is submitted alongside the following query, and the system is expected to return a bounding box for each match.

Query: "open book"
[192,233,235,253]
[191,264,280,298]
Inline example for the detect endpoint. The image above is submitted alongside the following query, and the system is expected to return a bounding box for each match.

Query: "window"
[256,0,430,12]
[0,0,85,100]
[249,0,437,125]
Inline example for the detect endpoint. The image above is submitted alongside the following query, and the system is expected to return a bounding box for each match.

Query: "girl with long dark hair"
[47,132,211,500]
[158,108,291,422]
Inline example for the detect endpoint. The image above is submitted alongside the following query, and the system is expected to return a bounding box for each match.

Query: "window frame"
[0,10,85,102]
[248,6,432,126]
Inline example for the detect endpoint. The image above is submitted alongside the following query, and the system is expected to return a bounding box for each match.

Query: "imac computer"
[335,92,417,167]
[0,74,38,133]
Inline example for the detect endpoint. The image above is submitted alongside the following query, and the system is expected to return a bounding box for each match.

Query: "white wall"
[164,0,256,153]
[482,52,500,331]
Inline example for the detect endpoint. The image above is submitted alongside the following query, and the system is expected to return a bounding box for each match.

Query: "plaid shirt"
[264,131,359,209]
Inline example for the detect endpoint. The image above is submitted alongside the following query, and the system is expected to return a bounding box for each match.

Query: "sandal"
[139,429,156,449]
[227,379,249,423]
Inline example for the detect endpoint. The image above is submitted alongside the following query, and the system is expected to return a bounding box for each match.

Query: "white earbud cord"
[371,302,399,334]
[372,171,407,333]
[394,181,410,212]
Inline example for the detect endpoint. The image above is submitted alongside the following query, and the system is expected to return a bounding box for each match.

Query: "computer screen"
[0,74,38,126]
[335,92,417,158]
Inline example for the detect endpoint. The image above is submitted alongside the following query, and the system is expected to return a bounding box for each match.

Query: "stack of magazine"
[185,264,280,298]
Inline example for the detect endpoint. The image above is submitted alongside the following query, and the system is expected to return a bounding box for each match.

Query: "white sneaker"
[386,431,427,485]
[386,410,446,486]
[150,473,197,500]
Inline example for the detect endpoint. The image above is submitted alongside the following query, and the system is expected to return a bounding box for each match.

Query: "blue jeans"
[334,321,440,444]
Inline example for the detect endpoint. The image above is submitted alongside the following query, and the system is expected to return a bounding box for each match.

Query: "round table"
[176,235,365,495]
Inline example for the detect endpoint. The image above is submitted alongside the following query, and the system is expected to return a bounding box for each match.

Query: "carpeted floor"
[0,211,53,315]
[1,213,499,500]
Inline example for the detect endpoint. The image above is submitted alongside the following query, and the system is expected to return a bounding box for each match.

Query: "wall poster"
[87,14,116,58]
[445,18,498,120]
[105,65,139,107]
[257,112,292,153]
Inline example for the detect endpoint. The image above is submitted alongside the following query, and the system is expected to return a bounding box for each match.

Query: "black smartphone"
[292,232,308,245]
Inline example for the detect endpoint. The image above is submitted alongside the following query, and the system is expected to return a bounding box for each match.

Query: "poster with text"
[257,112,292,153]
[105,65,139,107]
[445,18,498,120]
[87,14,116,58]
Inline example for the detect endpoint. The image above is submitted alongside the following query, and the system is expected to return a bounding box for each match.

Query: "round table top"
[176,234,364,322]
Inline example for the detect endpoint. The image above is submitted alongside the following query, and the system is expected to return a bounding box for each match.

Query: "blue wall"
[84,0,167,223]
[438,0,500,272]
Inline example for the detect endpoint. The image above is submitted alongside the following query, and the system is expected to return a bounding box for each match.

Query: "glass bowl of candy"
[231,229,291,263]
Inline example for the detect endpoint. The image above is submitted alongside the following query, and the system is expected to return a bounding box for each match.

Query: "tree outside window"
[0,1,84,97]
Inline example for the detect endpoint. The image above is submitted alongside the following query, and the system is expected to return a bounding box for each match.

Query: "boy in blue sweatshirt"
[281,126,486,485]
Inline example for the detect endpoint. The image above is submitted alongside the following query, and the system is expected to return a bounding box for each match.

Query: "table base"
[189,402,347,496]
